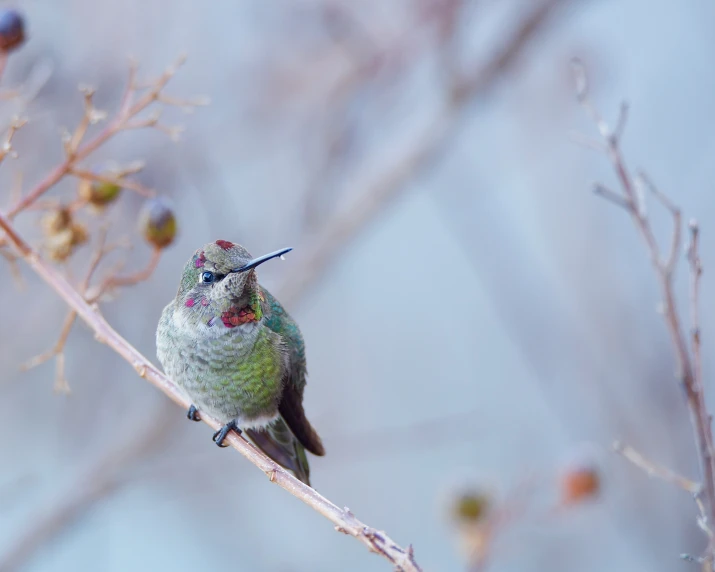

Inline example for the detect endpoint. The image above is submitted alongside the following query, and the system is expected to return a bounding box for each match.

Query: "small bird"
[156,240,324,485]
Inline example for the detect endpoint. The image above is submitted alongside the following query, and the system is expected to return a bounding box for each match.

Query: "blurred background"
[1,0,714,570]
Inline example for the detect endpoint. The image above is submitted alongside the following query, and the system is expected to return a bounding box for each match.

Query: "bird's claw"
[212,420,241,447]
[187,405,201,422]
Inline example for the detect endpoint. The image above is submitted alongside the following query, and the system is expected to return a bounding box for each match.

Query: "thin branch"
[574,61,715,560]
[613,441,700,494]
[637,171,682,275]
[18,228,125,393]
[20,310,76,394]
[6,57,198,218]
[592,183,632,211]
[0,211,422,572]
[87,247,161,300]
[0,244,22,286]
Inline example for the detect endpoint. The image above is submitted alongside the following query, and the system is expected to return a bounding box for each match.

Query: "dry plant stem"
[688,221,704,415]
[614,441,700,494]
[20,310,76,394]
[7,58,186,218]
[278,0,571,305]
[90,246,161,298]
[0,212,422,572]
[573,61,715,554]
[20,229,128,391]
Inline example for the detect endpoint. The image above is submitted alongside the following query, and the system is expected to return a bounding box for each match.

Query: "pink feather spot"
[215,240,234,250]
[201,297,209,307]
[185,298,195,308]
[194,251,206,268]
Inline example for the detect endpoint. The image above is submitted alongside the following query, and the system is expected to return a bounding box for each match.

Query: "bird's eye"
[200,271,215,284]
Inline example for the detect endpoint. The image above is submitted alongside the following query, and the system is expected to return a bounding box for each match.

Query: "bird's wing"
[261,287,325,456]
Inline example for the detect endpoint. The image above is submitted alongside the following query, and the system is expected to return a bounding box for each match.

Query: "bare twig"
[0,244,22,286]
[20,310,76,394]
[7,57,198,219]
[613,441,700,494]
[86,247,161,301]
[688,220,704,401]
[19,229,131,393]
[573,60,715,562]
[637,171,682,275]
[0,211,422,572]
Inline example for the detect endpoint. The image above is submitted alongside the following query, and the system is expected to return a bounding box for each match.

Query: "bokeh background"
[1,0,714,570]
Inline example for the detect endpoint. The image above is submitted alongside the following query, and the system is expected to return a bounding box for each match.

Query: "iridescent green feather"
[261,286,306,390]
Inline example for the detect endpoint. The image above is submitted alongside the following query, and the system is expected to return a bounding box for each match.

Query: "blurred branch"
[613,441,700,494]
[572,59,715,566]
[0,213,422,571]
[279,0,572,305]
[0,402,176,572]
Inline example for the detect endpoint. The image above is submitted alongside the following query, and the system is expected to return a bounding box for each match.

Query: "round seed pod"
[139,197,177,249]
[0,10,25,52]
[451,490,491,525]
[560,464,600,505]
[79,177,122,208]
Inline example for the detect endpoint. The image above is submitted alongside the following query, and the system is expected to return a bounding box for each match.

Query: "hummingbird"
[156,240,325,485]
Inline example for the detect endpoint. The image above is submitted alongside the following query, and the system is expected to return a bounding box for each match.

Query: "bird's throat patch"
[221,305,258,327]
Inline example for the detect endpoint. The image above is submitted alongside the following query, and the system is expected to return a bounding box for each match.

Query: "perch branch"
[0,4,571,565]
[0,211,422,572]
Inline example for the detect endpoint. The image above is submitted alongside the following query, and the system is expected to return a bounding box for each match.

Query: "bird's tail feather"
[246,417,311,486]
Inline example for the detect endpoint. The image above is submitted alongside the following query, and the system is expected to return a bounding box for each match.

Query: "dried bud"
[139,197,177,249]
[69,222,88,247]
[451,491,491,525]
[560,464,600,505]
[41,208,72,236]
[0,10,25,52]
[79,177,122,208]
[45,221,88,262]
[46,229,73,262]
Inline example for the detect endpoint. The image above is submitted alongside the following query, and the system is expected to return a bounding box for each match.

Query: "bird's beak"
[231,247,293,273]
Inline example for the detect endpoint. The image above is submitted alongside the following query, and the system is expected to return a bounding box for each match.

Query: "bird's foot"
[187,404,201,422]
[212,420,242,448]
